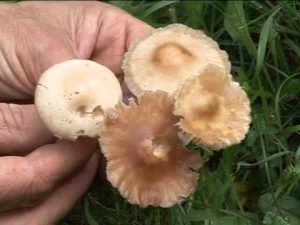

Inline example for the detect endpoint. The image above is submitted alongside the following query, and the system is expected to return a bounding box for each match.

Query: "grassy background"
[62,1,300,225]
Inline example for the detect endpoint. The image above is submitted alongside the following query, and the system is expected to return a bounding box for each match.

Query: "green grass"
[62,1,300,224]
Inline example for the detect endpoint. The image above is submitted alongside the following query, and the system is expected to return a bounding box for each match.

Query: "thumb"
[0,5,77,101]
[24,28,77,86]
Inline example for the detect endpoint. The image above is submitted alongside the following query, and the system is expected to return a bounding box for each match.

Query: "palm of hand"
[0,2,150,224]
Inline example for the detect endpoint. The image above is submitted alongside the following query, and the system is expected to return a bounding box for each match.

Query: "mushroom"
[35,59,122,140]
[122,23,231,97]
[174,65,251,150]
[99,91,202,207]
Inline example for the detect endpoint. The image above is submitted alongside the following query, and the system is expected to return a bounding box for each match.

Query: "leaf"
[296,147,300,166]
[142,1,179,19]
[284,39,300,59]
[263,212,290,225]
[246,130,258,147]
[84,195,99,225]
[278,196,300,217]
[255,7,281,77]
[259,193,300,225]
[224,1,256,56]
[183,1,204,28]
[187,209,218,221]
[236,151,292,171]
[283,125,300,137]
[275,73,300,127]
[109,1,134,11]
[188,209,254,224]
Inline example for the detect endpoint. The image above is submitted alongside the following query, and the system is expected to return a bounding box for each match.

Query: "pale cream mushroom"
[99,91,202,207]
[174,65,251,150]
[35,59,122,140]
[123,23,231,97]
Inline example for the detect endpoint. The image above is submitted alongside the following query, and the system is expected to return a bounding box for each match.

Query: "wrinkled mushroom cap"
[35,59,122,140]
[99,91,202,207]
[123,23,231,97]
[174,65,251,150]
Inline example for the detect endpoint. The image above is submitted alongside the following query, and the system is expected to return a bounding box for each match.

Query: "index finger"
[0,152,98,224]
[90,10,152,76]
[0,138,97,212]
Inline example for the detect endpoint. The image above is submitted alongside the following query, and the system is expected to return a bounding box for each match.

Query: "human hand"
[0,1,151,224]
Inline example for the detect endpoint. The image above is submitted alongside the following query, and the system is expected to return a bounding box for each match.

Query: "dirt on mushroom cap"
[35,59,122,140]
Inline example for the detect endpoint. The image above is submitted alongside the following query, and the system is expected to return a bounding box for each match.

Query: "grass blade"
[142,1,178,19]
[255,7,281,77]
[224,1,256,56]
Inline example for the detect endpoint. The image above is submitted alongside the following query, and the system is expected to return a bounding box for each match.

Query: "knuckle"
[16,22,75,84]
[0,103,24,140]
[27,161,54,205]
[33,29,68,54]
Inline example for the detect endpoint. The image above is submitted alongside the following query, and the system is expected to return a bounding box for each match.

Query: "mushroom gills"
[99,91,202,207]
[174,65,251,150]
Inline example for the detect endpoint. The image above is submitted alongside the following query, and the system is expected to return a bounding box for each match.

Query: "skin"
[0,1,151,224]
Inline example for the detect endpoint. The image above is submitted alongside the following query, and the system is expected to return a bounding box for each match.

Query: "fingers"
[0,152,98,225]
[90,9,152,75]
[0,138,97,212]
[0,1,151,102]
[20,1,152,75]
[0,103,54,155]
[35,152,98,224]
[0,3,77,101]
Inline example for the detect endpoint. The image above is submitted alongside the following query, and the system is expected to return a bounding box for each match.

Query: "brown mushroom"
[99,91,202,207]
[123,23,231,97]
[174,65,251,150]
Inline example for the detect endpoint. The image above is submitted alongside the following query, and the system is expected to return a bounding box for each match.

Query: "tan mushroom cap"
[123,23,231,97]
[35,59,122,140]
[174,65,251,150]
[99,91,202,207]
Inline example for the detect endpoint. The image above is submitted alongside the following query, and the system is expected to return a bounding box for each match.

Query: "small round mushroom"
[35,59,122,140]
[99,91,202,207]
[174,65,251,150]
[122,23,231,97]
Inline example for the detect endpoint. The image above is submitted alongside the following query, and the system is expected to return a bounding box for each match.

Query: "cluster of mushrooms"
[35,24,251,208]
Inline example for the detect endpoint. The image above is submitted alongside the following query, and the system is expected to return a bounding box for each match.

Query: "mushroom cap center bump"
[190,92,222,121]
[151,42,194,69]
[139,137,171,164]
